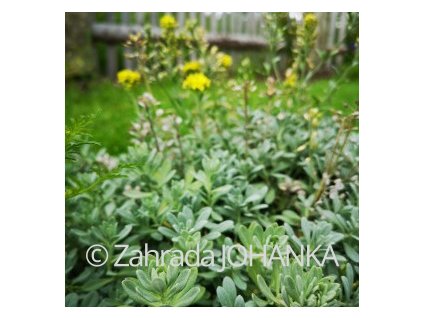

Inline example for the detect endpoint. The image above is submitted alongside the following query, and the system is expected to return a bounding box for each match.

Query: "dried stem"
[313,115,355,205]
[145,106,160,152]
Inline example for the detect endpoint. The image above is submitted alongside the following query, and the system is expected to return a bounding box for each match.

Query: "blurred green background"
[66,12,358,155]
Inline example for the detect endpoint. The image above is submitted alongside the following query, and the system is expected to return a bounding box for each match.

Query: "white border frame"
[3,0,423,317]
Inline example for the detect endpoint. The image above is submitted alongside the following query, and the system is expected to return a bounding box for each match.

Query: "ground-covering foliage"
[65,13,359,307]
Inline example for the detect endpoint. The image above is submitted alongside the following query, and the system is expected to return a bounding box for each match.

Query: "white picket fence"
[91,12,349,77]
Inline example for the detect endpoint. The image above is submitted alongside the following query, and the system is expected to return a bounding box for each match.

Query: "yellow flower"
[117,69,141,89]
[182,73,211,92]
[160,14,177,30]
[283,69,298,88]
[183,61,201,73]
[304,13,318,31]
[218,53,233,68]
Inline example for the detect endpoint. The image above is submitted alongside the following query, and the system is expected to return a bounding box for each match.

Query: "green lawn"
[66,78,358,154]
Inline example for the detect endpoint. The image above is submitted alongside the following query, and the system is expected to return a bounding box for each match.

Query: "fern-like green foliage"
[65,115,98,161]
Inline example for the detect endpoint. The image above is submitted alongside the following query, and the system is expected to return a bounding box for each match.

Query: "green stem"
[158,80,183,113]
[321,61,358,107]
[174,119,185,174]
[243,81,250,153]
[312,121,344,205]
[197,93,207,139]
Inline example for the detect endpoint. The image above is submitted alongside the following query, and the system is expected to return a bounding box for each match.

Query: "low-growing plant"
[216,277,253,307]
[65,13,359,307]
[122,255,205,306]
[253,262,341,307]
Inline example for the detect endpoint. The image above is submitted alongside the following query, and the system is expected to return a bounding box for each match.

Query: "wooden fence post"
[106,13,118,78]
[121,12,135,70]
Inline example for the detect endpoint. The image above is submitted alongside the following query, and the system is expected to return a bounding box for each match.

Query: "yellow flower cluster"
[183,60,201,73]
[117,69,141,89]
[160,14,177,30]
[182,73,211,92]
[283,69,298,88]
[218,53,233,68]
[304,13,318,31]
